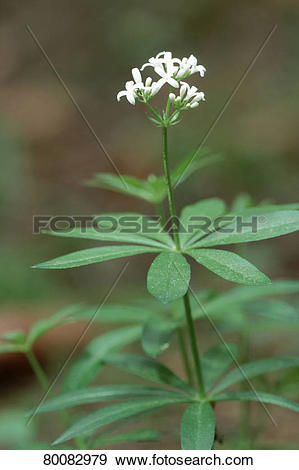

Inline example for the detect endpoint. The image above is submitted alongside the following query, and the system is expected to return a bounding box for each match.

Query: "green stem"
[177,327,194,386]
[182,293,206,397]
[162,126,180,250]
[154,200,192,385]
[161,125,205,397]
[26,350,50,390]
[239,315,252,448]
[26,349,85,450]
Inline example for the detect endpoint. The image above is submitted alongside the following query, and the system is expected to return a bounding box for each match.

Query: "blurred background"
[0,0,298,449]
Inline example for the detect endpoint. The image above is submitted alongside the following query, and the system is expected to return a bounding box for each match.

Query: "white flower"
[117,80,138,105]
[141,51,206,84]
[117,52,206,110]
[117,67,163,105]
[117,68,146,105]
[170,81,205,110]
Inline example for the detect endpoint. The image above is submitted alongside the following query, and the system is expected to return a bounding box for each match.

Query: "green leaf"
[232,202,299,216]
[86,152,221,207]
[180,402,215,450]
[45,228,169,250]
[27,305,82,347]
[1,330,26,344]
[63,326,142,391]
[53,397,187,445]
[142,318,179,356]
[29,385,183,414]
[33,245,162,270]
[171,150,222,188]
[147,252,191,303]
[107,354,193,393]
[188,249,271,285]
[212,391,299,412]
[75,304,153,324]
[231,193,253,212]
[180,198,226,247]
[85,173,158,203]
[245,300,299,326]
[0,343,24,354]
[90,213,174,247]
[204,280,299,317]
[95,429,160,446]
[212,357,299,394]
[201,343,239,390]
[195,211,299,247]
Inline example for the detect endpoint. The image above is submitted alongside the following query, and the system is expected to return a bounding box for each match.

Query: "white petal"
[180,83,188,98]
[188,54,197,66]
[164,52,172,62]
[153,78,166,93]
[176,67,189,79]
[132,68,142,84]
[126,91,136,105]
[167,77,179,88]
[190,102,199,109]
[125,80,135,91]
[185,85,198,100]
[169,92,176,102]
[117,90,127,102]
[154,66,166,78]
[145,77,152,87]
[197,65,206,77]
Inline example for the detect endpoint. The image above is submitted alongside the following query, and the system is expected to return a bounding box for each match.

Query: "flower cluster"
[117,51,206,116]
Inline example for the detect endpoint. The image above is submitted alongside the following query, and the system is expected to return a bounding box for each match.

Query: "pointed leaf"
[85,173,157,203]
[245,299,299,325]
[142,318,179,356]
[75,304,153,324]
[231,193,253,212]
[95,429,160,446]
[30,385,183,414]
[171,150,222,187]
[53,397,187,445]
[1,330,26,344]
[107,354,193,392]
[27,305,83,347]
[201,343,239,390]
[63,326,142,391]
[232,202,299,216]
[188,248,270,285]
[0,343,24,354]
[212,357,299,394]
[180,198,226,247]
[212,391,299,412]
[205,280,299,317]
[33,245,161,270]
[147,252,191,303]
[196,211,299,247]
[45,228,168,249]
[94,213,174,247]
[180,402,215,450]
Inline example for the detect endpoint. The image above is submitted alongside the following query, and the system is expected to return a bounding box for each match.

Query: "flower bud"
[145,77,152,87]
[132,67,142,84]
[180,83,188,99]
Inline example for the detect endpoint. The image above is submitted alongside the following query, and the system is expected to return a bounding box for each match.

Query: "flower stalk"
[161,123,206,398]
